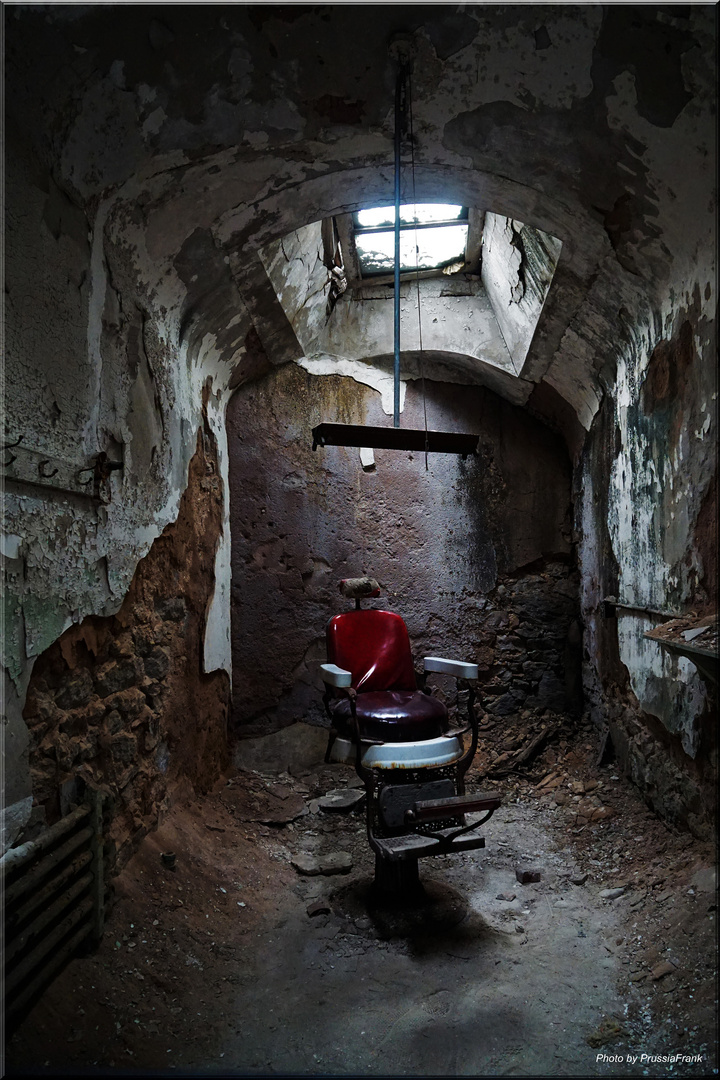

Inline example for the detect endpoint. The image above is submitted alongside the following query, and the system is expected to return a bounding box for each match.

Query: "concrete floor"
[226,810,622,1077]
[5,731,717,1077]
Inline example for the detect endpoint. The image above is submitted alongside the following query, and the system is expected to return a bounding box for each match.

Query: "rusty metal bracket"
[94,451,123,479]
[602,596,682,621]
[92,452,123,503]
[2,444,123,502]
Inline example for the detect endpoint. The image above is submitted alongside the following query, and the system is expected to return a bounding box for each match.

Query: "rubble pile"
[6,714,717,1076]
[645,612,718,657]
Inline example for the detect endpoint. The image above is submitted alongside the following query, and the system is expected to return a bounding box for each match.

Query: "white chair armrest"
[320,663,353,688]
[424,656,478,680]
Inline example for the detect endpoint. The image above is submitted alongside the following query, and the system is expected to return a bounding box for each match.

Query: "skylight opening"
[353,203,468,277]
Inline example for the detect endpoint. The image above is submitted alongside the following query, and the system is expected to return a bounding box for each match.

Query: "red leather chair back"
[326,609,417,693]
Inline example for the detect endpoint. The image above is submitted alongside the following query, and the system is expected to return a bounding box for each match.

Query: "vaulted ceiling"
[6,4,716,440]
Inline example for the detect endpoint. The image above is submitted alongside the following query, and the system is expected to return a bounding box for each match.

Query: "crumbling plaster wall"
[481,213,563,371]
[4,4,716,847]
[227,364,577,734]
[6,3,714,437]
[2,135,250,851]
[258,215,553,387]
[579,286,717,838]
[21,427,231,872]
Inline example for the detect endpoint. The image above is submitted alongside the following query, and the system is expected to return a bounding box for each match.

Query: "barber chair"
[320,578,502,899]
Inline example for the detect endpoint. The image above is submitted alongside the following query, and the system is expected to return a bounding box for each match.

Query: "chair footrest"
[405,792,502,824]
[373,827,487,861]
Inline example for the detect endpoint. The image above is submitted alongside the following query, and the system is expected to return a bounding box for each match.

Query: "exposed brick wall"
[22,424,231,871]
[603,693,717,841]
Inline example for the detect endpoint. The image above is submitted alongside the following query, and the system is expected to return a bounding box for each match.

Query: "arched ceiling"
[7,3,716,441]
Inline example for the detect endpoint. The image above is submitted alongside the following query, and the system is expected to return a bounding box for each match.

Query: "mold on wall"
[579,287,717,838]
[227,364,576,735]
[19,427,230,871]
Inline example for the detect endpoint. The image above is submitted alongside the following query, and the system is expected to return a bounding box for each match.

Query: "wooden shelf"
[644,633,718,685]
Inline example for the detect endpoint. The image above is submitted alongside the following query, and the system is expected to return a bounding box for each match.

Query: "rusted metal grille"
[1,788,105,1027]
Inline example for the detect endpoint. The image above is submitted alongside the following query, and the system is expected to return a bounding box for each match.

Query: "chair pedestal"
[367,856,469,933]
[373,853,422,899]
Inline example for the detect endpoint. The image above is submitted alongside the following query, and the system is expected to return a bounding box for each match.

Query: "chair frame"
[320,615,502,890]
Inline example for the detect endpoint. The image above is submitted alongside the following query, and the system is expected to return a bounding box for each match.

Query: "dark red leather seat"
[326,609,447,743]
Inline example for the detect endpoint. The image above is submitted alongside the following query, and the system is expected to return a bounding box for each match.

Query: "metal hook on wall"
[76,467,95,486]
[2,434,23,468]
[38,460,59,479]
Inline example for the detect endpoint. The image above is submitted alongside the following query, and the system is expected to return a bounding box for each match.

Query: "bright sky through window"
[356,204,464,228]
[354,204,468,275]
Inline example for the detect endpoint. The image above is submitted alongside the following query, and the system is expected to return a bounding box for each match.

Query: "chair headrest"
[339,577,381,600]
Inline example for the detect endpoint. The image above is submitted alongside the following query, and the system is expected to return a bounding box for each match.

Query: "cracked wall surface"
[20,428,230,870]
[258,212,562,391]
[481,213,563,372]
[579,285,717,836]
[3,4,716,849]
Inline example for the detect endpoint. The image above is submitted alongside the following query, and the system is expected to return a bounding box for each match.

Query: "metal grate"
[1,788,105,1027]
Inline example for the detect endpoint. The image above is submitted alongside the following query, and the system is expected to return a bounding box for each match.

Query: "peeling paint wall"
[2,134,243,850]
[317,281,520,381]
[481,213,562,371]
[579,286,717,837]
[3,4,716,849]
[259,219,523,383]
[259,221,331,353]
[20,429,230,870]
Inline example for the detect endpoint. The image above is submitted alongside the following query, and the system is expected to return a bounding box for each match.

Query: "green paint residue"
[22,593,71,661]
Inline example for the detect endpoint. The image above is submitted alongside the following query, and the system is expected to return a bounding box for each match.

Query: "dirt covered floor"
[5,718,718,1078]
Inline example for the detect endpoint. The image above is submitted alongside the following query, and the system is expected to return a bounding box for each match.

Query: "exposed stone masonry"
[476,561,582,720]
[21,426,231,871]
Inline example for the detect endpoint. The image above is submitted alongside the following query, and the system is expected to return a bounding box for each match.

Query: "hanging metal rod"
[308,32,480,462]
[393,57,405,428]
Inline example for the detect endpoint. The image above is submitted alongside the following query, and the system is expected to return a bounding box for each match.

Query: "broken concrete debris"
[650,960,677,981]
[317,789,366,813]
[291,852,353,876]
[600,886,627,901]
